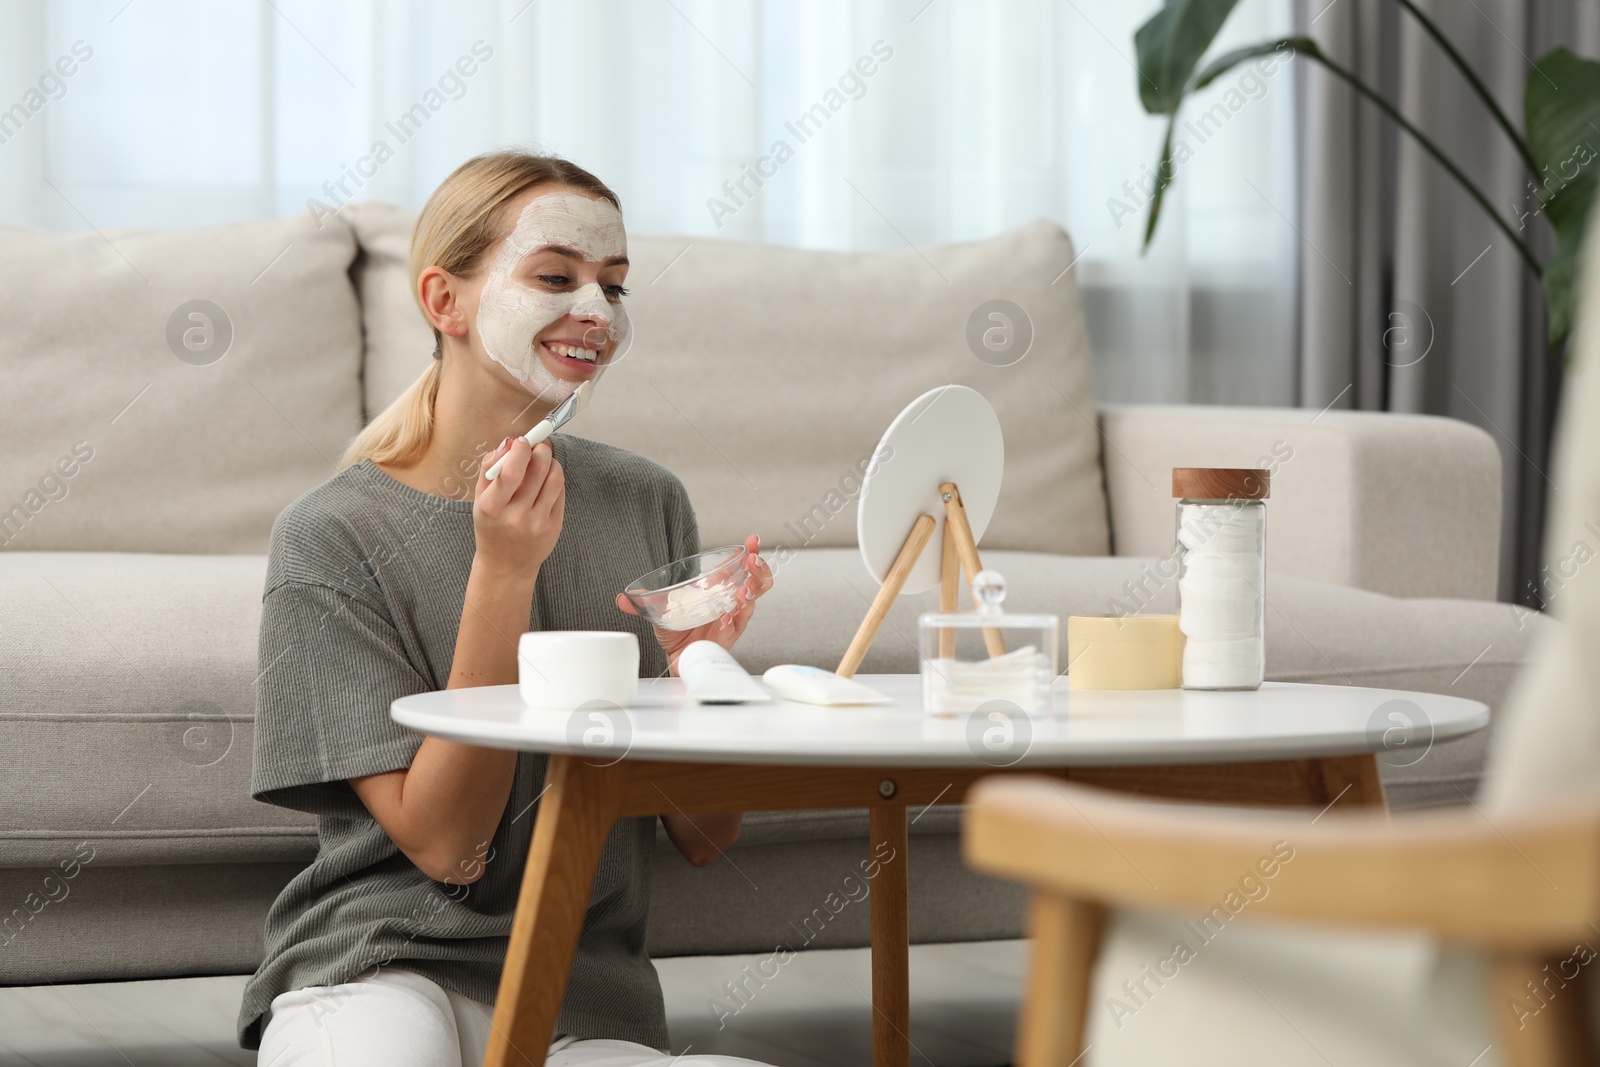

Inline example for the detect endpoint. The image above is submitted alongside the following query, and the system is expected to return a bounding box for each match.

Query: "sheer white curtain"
[1,0,1298,405]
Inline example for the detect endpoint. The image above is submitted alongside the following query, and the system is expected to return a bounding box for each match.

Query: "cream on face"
[475,190,630,401]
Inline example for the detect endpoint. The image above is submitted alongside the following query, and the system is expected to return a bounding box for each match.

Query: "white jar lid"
[518,631,639,661]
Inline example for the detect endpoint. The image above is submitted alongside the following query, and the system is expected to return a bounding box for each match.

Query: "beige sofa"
[0,204,1543,987]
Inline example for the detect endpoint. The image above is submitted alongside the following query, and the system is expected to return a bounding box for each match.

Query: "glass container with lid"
[1172,466,1269,691]
[918,570,1059,715]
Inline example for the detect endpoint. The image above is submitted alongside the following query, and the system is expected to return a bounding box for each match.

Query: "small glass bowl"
[622,545,748,631]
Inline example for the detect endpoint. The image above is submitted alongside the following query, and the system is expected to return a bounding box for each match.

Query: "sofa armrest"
[1097,404,1501,601]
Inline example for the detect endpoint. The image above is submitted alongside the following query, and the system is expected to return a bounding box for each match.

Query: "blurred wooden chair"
[964,777,1600,1067]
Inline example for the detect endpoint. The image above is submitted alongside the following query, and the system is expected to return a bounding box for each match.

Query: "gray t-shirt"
[236,433,697,1051]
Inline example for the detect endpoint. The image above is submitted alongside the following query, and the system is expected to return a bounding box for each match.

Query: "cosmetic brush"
[484,380,594,481]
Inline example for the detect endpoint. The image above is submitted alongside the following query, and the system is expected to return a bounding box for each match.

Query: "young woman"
[236,151,774,1066]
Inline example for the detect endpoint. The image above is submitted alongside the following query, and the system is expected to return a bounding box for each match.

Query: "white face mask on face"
[475,190,630,402]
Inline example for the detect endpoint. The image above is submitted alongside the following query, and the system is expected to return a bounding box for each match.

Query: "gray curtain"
[1296,0,1597,604]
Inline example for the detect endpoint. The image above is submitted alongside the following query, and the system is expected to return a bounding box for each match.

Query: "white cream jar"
[517,631,639,710]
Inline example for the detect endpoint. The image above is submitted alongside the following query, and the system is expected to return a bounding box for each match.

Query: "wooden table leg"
[484,755,623,1067]
[1313,752,1387,811]
[870,804,911,1067]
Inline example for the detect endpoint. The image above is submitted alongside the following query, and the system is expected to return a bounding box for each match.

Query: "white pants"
[257,965,769,1067]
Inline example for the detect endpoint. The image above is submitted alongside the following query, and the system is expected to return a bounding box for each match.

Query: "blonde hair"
[340,151,622,469]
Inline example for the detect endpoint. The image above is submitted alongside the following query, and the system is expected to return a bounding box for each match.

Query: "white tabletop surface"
[391,676,1488,768]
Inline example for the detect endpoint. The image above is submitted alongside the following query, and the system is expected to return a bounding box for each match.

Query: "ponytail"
[338,356,442,469]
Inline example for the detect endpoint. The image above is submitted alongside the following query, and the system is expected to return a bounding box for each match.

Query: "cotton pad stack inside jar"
[1171,467,1270,691]
[1177,505,1264,688]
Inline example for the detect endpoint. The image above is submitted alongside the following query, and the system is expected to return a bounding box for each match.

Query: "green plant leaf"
[1194,37,1317,89]
[1543,225,1586,353]
[1134,0,1242,115]
[1140,38,1309,251]
[1143,115,1180,250]
[1524,49,1600,217]
[1526,48,1600,352]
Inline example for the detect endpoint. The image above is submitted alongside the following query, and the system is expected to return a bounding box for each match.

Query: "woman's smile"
[539,335,605,376]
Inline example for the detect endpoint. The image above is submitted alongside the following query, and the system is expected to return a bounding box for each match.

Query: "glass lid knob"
[971,569,1006,614]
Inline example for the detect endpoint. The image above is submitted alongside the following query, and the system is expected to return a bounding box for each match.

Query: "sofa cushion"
[0,552,315,867]
[346,204,1110,559]
[0,214,363,555]
[585,223,1111,558]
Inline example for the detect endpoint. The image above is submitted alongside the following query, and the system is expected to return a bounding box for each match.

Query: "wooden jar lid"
[1171,467,1271,500]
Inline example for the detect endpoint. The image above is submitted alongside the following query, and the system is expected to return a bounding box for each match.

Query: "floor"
[0,940,1025,1067]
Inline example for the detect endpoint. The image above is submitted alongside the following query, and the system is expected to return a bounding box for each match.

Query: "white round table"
[393,675,1487,768]
[393,677,1486,1067]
